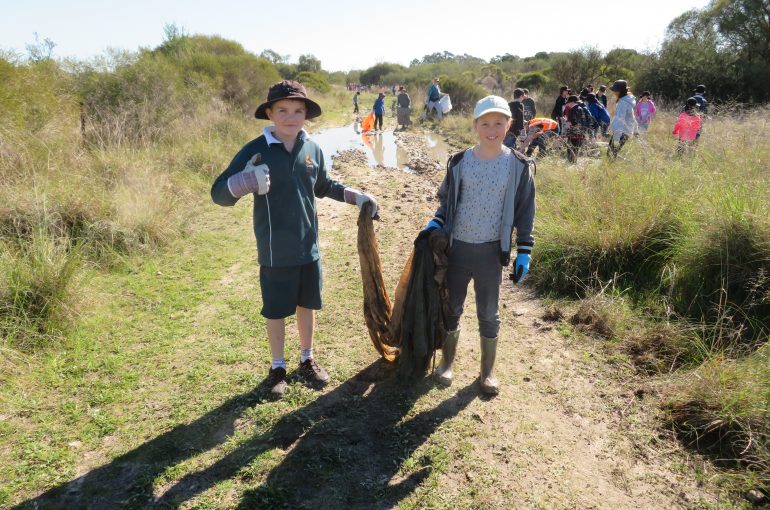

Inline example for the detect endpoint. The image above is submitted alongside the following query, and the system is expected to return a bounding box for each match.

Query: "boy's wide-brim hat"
[255,80,322,120]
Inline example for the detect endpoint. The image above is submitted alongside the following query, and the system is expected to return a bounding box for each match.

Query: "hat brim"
[255,97,322,120]
[473,107,512,120]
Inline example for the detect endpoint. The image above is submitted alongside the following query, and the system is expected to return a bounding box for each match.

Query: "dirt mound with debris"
[395,132,444,173]
[331,149,369,169]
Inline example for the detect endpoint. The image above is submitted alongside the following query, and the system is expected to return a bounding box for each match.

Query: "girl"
[634,91,657,133]
[673,97,702,155]
[607,79,638,159]
[424,96,536,395]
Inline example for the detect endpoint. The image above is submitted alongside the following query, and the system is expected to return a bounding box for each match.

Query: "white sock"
[271,358,286,370]
[300,348,313,363]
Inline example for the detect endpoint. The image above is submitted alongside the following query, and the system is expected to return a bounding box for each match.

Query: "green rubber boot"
[434,329,460,386]
[480,335,499,395]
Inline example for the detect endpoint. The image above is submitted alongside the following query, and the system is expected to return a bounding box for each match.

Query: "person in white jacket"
[607,79,637,159]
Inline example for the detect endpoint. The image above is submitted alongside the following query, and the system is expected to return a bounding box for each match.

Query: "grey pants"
[446,239,503,338]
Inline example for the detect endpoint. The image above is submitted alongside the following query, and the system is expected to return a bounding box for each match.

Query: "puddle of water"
[310,123,449,172]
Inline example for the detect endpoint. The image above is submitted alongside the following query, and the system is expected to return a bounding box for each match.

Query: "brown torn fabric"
[356,206,449,378]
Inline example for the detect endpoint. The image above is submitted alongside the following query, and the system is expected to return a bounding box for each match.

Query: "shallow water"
[310,123,449,172]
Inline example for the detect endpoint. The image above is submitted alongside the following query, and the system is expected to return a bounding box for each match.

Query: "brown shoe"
[298,358,330,387]
[266,367,287,398]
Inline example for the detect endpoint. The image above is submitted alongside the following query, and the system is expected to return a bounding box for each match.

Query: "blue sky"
[2,0,711,71]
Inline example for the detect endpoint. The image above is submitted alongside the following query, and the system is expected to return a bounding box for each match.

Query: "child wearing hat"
[607,79,638,159]
[211,80,379,398]
[673,97,702,155]
[424,95,536,395]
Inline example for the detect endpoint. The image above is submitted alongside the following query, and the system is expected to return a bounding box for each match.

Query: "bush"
[516,71,549,91]
[295,71,330,94]
[439,76,487,112]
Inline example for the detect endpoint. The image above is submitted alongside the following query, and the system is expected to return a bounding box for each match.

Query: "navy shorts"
[259,259,323,319]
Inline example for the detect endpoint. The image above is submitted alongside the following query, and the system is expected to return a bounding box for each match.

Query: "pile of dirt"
[331,149,369,169]
[394,132,443,174]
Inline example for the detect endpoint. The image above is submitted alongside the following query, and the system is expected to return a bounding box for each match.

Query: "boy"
[551,85,569,121]
[424,96,535,395]
[211,80,378,398]
[522,89,537,122]
[353,90,360,115]
[504,88,525,149]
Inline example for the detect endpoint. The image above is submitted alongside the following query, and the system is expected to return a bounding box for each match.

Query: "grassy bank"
[434,108,770,497]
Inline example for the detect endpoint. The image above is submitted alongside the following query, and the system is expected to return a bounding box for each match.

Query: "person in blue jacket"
[585,92,610,139]
[373,92,386,131]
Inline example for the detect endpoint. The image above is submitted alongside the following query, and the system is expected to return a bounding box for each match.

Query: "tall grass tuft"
[664,344,770,493]
[0,223,80,351]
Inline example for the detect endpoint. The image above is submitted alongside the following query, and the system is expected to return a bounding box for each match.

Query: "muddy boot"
[434,329,460,386]
[479,335,499,395]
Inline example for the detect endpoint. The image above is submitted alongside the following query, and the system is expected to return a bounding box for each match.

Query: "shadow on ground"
[15,359,478,509]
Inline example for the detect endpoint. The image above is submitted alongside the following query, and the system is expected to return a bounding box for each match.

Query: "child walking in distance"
[607,79,637,159]
[634,91,657,134]
[373,92,386,131]
[424,96,535,395]
[211,81,378,398]
[673,97,702,155]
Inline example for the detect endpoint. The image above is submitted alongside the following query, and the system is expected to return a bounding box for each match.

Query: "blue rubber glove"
[510,253,531,283]
[423,219,441,232]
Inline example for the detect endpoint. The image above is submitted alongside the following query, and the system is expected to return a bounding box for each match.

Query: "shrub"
[516,71,549,91]
[439,76,487,112]
[295,71,330,94]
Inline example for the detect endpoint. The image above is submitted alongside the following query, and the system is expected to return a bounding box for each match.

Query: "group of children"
[213,80,535,398]
[546,81,707,159]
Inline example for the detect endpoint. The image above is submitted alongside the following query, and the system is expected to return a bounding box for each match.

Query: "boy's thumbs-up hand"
[227,154,270,198]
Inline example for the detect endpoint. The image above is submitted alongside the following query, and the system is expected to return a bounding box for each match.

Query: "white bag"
[439,95,452,114]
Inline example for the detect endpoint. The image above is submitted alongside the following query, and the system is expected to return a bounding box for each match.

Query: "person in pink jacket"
[673,97,702,154]
[634,91,657,133]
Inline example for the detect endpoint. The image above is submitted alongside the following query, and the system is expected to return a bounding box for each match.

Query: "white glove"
[344,188,378,218]
[227,157,270,198]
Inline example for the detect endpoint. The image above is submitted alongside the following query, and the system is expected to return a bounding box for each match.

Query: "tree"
[260,49,288,65]
[26,33,56,62]
[360,63,405,85]
[297,54,321,73]
[548,47,604,89]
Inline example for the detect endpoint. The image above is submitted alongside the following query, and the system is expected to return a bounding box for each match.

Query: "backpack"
[567,102,592,129]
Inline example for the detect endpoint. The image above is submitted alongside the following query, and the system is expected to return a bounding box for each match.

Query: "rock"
[745,490,766,505]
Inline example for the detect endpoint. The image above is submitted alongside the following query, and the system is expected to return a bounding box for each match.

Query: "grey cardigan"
[431,148,535,261]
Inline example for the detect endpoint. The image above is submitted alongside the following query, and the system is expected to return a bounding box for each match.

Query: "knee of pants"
[479,318,500,338]
[446,312,462,332]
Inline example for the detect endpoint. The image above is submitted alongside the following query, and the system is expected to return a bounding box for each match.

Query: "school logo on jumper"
[305,154,316,174]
